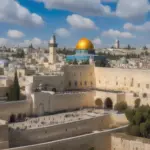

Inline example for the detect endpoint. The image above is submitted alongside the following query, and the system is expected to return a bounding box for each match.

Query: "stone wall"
[0,101,30,121]
[9,114,111,147]
[111,133,150,150]
[0,122,9,149]
[64,65,95,90]
[94,67,150,93]
[7,125,127,150]
[32,91,95,115]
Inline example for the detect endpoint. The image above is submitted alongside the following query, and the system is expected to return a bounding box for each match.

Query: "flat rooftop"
[9,109,116,130]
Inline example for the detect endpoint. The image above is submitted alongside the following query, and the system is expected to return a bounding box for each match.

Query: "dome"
[76,38,94,50]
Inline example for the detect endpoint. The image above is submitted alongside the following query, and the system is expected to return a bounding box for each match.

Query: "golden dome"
[76,38,94,50]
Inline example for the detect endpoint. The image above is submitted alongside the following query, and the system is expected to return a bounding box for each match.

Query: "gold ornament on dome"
[76,37,94,50]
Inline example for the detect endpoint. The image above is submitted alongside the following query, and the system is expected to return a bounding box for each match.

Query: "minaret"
[49,34,57,64]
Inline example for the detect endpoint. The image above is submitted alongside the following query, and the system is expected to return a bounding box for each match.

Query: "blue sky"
[0,0,150,48]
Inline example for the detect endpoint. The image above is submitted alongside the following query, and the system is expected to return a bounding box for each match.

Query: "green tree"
[114,101,127,112]
[140,122,148,137]
[125,108,135,123]
[8,71,20,101]
[130,125,140,136]
[134,99,141,108]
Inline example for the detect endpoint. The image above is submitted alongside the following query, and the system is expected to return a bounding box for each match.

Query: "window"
[137,83,140,88]
[91,82,93,85]
[80,72,82,76]
[99,80,101,83]
[84,81,87,86]
[75,81,77,86]
[116,82,118,85]
[80,82,82,86]
[146,84,149,89]
[130,78,134,87]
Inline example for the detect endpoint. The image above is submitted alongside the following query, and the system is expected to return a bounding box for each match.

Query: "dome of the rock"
[76,38,94,50]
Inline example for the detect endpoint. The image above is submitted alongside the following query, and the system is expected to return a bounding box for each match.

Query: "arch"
[95,98,103,108]
[52,88,57,93]
[104,98,113,109]
[9,114,16,123]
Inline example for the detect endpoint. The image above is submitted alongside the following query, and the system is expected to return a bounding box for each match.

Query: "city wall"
[0,120,9,149]
[0,101,30,121]
[32,91,95,115]
[9,114,112,147]
[94,67,150,93]
[111,133,150,150]
[7,125,127,150]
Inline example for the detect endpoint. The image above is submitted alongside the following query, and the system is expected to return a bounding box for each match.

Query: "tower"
[114,39,120,49]
[49,34,57,64]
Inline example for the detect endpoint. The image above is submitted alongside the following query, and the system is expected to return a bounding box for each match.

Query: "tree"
[8,71,20,101]
[134,99,141,108]
[114,101,127,112]
[125,109,135,123]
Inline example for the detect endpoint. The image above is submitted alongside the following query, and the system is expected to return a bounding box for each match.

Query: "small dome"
[76,38,94,50]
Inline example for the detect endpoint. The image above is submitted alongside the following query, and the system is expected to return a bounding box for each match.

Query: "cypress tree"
[13,70,20,101]
[8,71,20,101]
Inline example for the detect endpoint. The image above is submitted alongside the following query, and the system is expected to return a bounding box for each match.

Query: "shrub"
[134,111,144,125]
[125,109,135,123]
[114,101,127,112]
[134,99,141,108]
[130,125,140,136]
[140,122,148,137]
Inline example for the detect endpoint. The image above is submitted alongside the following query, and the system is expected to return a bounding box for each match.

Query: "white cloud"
[67,14,98,30]
[92,37,102,45]
[55,28,70,37]
[124,22,150,32]
[7,30,25,39]
[35,0,112,16]
[19,38,47,48]
[102,29,135,39]
[0,38,8,46]
[0,0,44,26]
[116,0,150,20]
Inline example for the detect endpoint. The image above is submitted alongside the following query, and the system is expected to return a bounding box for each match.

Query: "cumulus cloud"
[35,0,112,16]
[102,29,135,39]
[116,0,150,20]
[19,38,47,48]
[124,22,150,32]
[7,30,25,39]
[92,37,102,45]
[55,28,70,37]
[67,14,98,30]
[0,38,8,46]
[0,0,44,26]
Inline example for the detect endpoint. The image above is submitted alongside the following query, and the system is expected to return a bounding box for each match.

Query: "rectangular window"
[137,83,140,88]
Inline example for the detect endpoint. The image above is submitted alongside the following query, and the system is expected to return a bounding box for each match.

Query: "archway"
[9,114,16,123]
[95,98,103,108]
[52,88,57,93]
[105,98,113,109]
